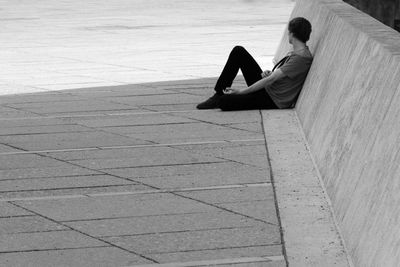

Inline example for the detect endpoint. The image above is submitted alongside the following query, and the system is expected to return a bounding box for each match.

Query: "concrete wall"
[274,0,400,266]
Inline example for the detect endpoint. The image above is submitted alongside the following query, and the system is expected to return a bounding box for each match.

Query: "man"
[196,17,313,111]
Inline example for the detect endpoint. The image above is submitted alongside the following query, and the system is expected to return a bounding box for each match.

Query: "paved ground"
[0,78,285,266]
[0,0,296,266]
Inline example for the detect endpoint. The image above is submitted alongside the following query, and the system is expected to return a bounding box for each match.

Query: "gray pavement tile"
[218,201,280,226]
[145,79,216,87]
[172,110,262,125]
[170,88,214,96]
[0,202,33,217]
[0,247,151,267]
[0,118,75,128]
[218,154,270,169]
[100,123,264,143]
[225,122,264,133]
[0,144,20,153]
[0,230,105,252]
[66,84,153,94]
[0,154,65,170]
[0,184,151,200]
[177,187,275,204]
[141,103,197,111]
[216,260,286,267]
[104,161,268,180]
[129,173,269,190]
[65,211,264,237]
[69,152,225,170]
[0,124,95,136]
[0,106,39,119]
[74,88,177,98]
[6,100,135,114]
[0,175,134,192]
[0,132,149,150]
[171,142,267,159]
[44,146,214,161]
[0,93,86,105]
[69,113,195,128]
[146,245,283,264]
[108,93,205,106]
[15,193,218,221]
[103,226,281,254]
[0,216,66,234]
[40,109,142,117]
[0,166,101,180]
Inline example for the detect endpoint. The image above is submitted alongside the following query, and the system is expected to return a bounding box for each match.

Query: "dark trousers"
[214,46,278,111]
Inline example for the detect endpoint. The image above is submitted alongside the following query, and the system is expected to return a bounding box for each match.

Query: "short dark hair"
[288,17,312,43]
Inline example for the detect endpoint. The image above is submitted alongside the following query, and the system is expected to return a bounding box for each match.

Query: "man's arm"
[225,69,286,95]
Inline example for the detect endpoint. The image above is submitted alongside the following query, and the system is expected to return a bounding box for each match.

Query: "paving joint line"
[171,191,275,226]
[0,245,112,255]
[145,243,282,255]
[0,183,271,202]
[166,109,263,135]
[60,211,212,223]
[124,256,285,267]
[8,202,159,263]
[98,225,256,239]
[0,183,137,194]
[0,138,264,155]
[0,109,221,121]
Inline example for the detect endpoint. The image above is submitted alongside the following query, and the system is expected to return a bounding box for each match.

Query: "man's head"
[288,17,312,44]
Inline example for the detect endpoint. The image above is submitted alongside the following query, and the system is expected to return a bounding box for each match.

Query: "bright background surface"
[0,0,294,95]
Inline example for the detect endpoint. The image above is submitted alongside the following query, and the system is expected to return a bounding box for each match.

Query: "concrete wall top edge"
[311,0,400,53]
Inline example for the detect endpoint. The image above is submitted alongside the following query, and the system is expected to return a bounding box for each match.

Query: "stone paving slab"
[0,175,134,193]
[0,184,154,200]
[0,202,33,217]
[5,99,136,114]
[0,166,101,180]
[0,230,104,252]
[14,193,220,221]
[104,160,266,178]
[0,247,151,267]
[65,211,265,237]
[146,245,283,264]
[123,173,268,190]
[0,124,95,136]
[103,123,264,144]
[177,186,275,204]
[0,216,67,234]
[0,154,66,170]
[59,147,225,170]
[68,113,196,128]
[103,226,281,255]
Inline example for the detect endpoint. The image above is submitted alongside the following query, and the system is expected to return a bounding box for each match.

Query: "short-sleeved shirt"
[266,51,313,108]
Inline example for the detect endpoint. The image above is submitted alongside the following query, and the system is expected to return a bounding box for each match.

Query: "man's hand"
[223,87,242,95]
[261,70,272,78]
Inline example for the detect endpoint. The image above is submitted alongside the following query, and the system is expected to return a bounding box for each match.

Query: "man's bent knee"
[231,45,246,55]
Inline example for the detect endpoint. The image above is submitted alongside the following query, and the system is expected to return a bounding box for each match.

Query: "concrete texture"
[262,110,350,266]
[275,0,400,266]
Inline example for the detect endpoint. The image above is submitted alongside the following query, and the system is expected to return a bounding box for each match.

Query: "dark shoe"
[196,93,222,109]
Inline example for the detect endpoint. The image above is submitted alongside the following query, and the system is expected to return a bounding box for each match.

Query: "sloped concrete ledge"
[274,0,400,266]
[262,110,351,267]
